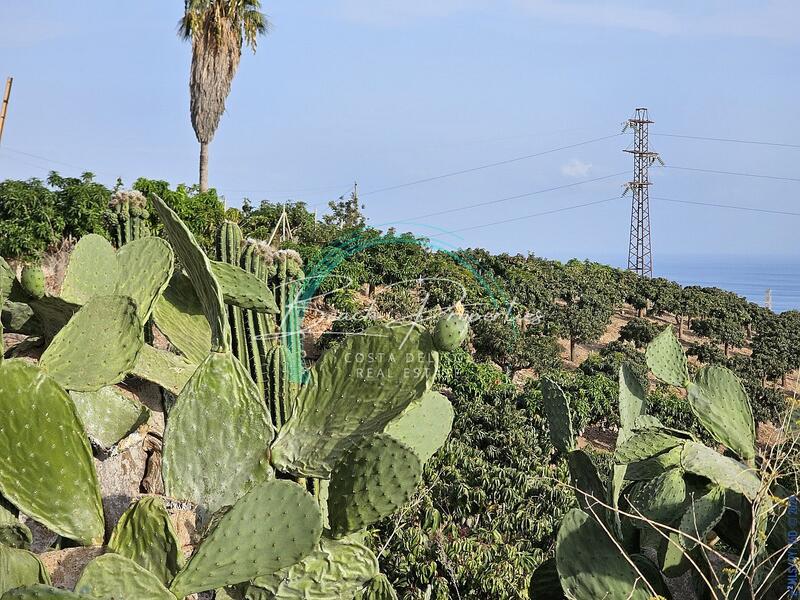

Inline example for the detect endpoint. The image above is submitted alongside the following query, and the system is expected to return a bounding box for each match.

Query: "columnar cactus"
[109,189,151,247]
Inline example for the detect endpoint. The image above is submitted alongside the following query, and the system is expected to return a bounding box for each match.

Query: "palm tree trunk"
[199,141,209,192]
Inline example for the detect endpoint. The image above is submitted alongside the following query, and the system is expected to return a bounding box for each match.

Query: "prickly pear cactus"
[69,386,150,450]
[247,535,379,599]
[152,271,212,364]
[0,360,104,545]
[108,496,183,586]
[115,237,174,323]
[210,260,279,313]
[39,295,143,392]
[162,351,274,514]
[540,378,575,454]
[687,365,755,461]
[19,265,45,300]
[614,428,684,464]
[677,485,725,550]
[629,468,687,525]
[0,544,51,595]
[327,434,422,538]
[0,257,13,298]
[646,326,689,387]
[132,343,196,395]
[168,479,323,599]
[271,323,438,478]
[74,554,174,600]
[431,313,468,352]
[59,234,119,305]
[151,193,230,352]
[1,585,87,599]
[555,509,652,600]
[0,503,32,550]
[679,441,761,500]
[384,390,454,462]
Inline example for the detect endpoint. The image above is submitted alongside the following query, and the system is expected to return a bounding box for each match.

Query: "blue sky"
[1,1,798,266]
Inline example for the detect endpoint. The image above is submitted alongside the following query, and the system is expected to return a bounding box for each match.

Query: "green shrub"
[617,317,658,348]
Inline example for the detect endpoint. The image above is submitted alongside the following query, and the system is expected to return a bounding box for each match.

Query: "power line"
[439,196,623,234]
[396,171,628,222]
[654,133,800,149]
[652,196,800,217]
[360,133,622,196]
[660,165,800,183]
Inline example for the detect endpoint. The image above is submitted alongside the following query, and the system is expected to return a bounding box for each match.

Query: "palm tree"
[179,0,268,192]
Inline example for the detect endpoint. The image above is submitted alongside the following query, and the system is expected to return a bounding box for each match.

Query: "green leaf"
[540,378,575,454]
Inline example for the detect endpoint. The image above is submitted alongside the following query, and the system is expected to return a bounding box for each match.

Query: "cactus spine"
[109,190,150,247]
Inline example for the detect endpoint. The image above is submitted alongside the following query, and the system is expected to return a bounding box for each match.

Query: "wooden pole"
[0,77,13,146]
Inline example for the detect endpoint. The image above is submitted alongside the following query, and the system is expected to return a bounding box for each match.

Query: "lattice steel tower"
[623,108,662,278]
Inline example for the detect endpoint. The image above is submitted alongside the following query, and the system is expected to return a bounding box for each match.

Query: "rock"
[18,516,59,554]
[142,434,165,495]
[122,379,165,437]
[167,506,199,559]
[40,546,105,589]
[94,444,148,534]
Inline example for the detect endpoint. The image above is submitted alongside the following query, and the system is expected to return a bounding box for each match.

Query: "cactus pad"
[1,587,88,599]
[249,535,379,599]
[566,450,607,512]
[60,234,119,305]
[540,378,575,454]
[384,390,454,462]
[678,486,725,549]
[614,429,685,464]
[0,257,14,298]
[39,295,143,391]
[528,558,565,600]
[624,445,683,481]
[0,360,104,545]
[0,544,50,594]
[646,326,689,387]
[152,272,212,364]
[28,295,80,342]
[680,441,761,500]
[618,364,646,437]
[327,434,422,538]
[271,324,437,478]
[2,301,40,336]
[629,468,687,525]
[168,479,322,599]
[69,387,150,450]
[74,554,175,600]
[431,313,468,352]
[151,193,230,352]
[555,508,651,600]
[0,504,32,549]
[162,351,274,514]
[132,344,196,395]
[687,365,755,461]
[19,265,46,300]
[115,237,174,323]
[108,496,183,586]
[209,260,279,313]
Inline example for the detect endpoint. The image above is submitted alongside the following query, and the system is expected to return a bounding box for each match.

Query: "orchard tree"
[553,260,619,362]
[618,317,659,348]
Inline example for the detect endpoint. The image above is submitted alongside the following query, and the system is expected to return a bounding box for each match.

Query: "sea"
[649,255,800,314]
